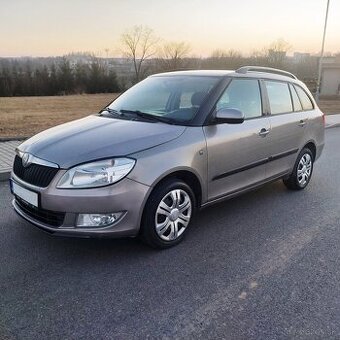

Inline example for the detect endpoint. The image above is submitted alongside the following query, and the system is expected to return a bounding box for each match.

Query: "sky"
[0,0,339,57]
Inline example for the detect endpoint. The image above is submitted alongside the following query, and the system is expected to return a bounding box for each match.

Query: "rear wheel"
[140,179,196,248]
[283,148,314,190]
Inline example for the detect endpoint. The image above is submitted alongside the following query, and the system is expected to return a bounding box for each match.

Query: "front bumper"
[11,171,151,238]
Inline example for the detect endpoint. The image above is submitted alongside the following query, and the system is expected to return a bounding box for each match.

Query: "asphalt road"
[1,128,340,340]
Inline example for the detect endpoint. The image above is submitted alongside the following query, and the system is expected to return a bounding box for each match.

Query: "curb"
[325,123,340,129]
[0,137,28,142]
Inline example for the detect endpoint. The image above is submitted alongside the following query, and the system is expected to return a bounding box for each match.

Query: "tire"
[140,179,196,249]
[283,148,314,190]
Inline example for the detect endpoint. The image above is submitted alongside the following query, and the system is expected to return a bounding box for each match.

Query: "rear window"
[289,84,303,112]
[294,85,314,111]
[265,81,293,115]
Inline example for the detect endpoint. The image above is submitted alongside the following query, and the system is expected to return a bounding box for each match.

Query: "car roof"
[151,70,234,77]
[151,69,303,84]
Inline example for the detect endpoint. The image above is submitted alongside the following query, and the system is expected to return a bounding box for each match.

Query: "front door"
[203,78,270,201]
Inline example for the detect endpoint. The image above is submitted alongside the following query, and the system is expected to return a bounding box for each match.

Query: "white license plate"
[12,181,38,207]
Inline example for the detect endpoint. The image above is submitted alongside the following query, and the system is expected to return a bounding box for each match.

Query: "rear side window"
[216,79,262,119]
[294,85,314,111]
[289,84,303,112]
[265,81,293,115]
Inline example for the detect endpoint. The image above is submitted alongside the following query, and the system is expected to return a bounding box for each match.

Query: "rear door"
[264,80,309,179]
[204,78,270,201]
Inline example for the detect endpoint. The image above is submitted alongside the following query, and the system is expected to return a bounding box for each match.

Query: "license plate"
[11,181,38,207]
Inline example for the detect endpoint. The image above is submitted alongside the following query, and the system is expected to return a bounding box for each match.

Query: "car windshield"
[107,75,220,124]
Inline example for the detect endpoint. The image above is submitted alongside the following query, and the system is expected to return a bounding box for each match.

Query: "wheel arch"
[302,140,317,160]
[138,168,204,238]
[149,168,203,207]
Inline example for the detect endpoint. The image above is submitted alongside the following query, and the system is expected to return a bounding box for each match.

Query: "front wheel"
[283,148,314,190]
[140,179,196,249]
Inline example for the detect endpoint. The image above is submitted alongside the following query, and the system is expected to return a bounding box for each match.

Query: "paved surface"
[1,128,340,339]
[0,141,21,180]
[325,114,340,128]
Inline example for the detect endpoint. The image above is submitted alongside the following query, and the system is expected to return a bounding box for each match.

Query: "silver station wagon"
[11,66,325,248]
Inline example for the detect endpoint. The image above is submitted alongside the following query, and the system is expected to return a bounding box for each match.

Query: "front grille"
[15,197,65,227]
[13,155,58,187]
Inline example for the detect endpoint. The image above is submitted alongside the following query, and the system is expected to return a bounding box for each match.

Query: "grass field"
[0,93,119,138]
[0,94,339,138]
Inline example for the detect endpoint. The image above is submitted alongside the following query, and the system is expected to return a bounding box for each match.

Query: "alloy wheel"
[155,189,192,241]
[297,153,312,187]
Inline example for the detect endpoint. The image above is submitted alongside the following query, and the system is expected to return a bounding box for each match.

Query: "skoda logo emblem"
[22,153,31,168]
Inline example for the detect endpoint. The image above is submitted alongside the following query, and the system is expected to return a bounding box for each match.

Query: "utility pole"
[316,0,330,102]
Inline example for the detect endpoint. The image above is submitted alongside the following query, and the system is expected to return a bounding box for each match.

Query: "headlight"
[57,158,135,189]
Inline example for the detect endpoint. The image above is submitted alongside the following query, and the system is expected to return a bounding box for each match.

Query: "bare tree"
[248,48,269,67]
[206,49,243,69]
[121,25,159,82]
[210,49,228,59]
[158,41,191,71]
[210,49,242,59]
[266,38,291,67]
[248,39,291,68]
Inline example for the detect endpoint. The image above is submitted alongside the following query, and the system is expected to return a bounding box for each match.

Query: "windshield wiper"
[120,109,173,124]
[99,107,122,116]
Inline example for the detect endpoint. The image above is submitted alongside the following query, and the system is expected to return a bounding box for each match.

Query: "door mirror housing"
[215,108,245,124]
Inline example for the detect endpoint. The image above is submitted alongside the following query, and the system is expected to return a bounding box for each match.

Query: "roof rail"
[236,66,297,80]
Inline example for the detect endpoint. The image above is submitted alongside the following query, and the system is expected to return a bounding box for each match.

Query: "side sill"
[201,171,289,209]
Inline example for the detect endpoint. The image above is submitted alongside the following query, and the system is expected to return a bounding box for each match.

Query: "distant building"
[293,52,311,63]
[320,57,340,97]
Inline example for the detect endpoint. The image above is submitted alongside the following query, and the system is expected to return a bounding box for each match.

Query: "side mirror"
[215,108,245,124]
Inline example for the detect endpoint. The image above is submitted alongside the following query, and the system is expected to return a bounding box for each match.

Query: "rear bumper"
[11,172,151,238]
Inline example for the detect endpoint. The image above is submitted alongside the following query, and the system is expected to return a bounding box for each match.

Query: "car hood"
[18,115,186,168]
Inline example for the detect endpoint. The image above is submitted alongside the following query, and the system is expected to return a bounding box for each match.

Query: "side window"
[289,84,303,112]
[216,79,262,119]
[265,81,293,115]
[294,85,314,111]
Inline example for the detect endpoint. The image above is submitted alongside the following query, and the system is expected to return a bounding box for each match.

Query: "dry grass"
[0,93,118,138]
[0,94,339,138]
[319,99,340,115]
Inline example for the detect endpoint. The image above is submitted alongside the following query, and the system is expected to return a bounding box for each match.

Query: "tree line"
[0,57,120,97]
[1,24,335,97]
[120,27,321,92]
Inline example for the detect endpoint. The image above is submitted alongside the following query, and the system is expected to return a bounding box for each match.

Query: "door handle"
[258,128,270,137]
[298,119,307,127]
